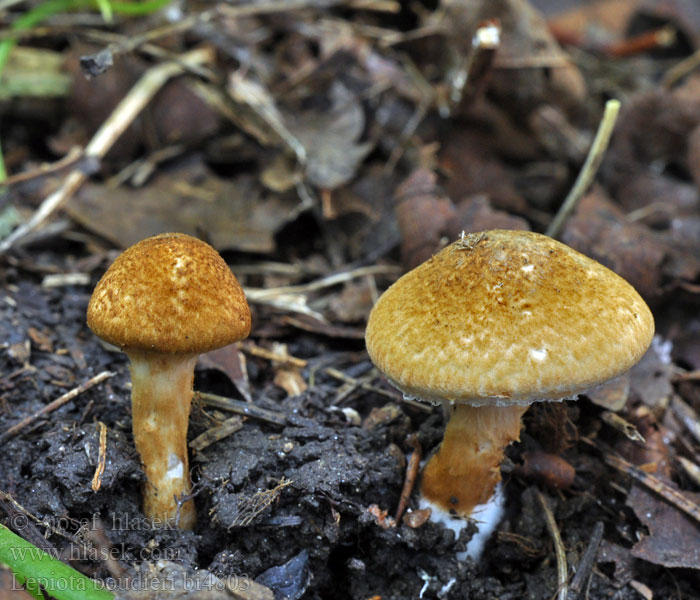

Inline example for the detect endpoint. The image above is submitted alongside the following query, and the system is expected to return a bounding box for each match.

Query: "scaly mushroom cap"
[87,233,251,354]
[366,230,654,405]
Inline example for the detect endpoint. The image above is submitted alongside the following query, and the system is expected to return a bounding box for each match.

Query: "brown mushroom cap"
[366,230,654,405]
[87,233,251,354]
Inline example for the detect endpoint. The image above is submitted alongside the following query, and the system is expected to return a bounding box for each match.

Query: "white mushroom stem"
[421,403,528,517]
[127,350,198,529]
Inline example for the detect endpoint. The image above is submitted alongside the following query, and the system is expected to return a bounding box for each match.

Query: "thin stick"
[604,453,700,525]
[91,421,108,492]
[196,391,287,427]
[567,521,603,600]
[3,147,87,187]
[0,371,114,441]
[0,47,214,254]
[395,434,422,523]
[663,48,700,88]
[189,415,243,452]
[670,394,700,446]
[244,264,400,300]
[537,491,568,600]
[240,340,308,368]
[325,367,432,412]
[672,369,700,382]
[546,99,621,239]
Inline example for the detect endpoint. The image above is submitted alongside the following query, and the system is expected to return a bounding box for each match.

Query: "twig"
[603,452,700,526]
[2,147,89,187]
[216,0,397,18]
[395,434,422,523]
[566,521,603,600]
[605,25,676,58]
[663,48,700,88]
[240,340,308,369]
[189,415,244,452]
[245,264,400,299]
[196,391,287,427]
[0,371,114,441]
[546,99,621,239]
[537,491,568,600]
[324,367,432,412]
[0,47,214,254]
[670,394,700,446]
[0,490,79,544]
[672,369,700,382]
[384,54,434,173]
[600,411,646,444]
[446,19,500,113]
[90,421,108,492]
[677,456,700,488]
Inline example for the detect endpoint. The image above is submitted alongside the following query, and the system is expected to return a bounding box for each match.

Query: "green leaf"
[0,524,114,600]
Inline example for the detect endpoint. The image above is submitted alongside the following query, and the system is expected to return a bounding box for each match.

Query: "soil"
[0,278,697,599]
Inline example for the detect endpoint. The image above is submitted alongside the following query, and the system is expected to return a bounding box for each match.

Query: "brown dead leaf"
[150,80,221,147]
[608,76,700,184]
[288,83,373,190]
[546,0,642,46]
[586,373,630,411]
[623,415,673,479]
[442,0,586,110]
[67,169,296,253]
[442,0,570,67]
[27,327,52,353]
[61,42,143,163]
[198,345,252,403]
[447,195,530,239]
[328,280,374,323]
[274,368,307,397]
[629,339,674,409]
[598,539,635,586]
[628,484,700,569]
[561,187,666,300]
[440,125,530,215]
[394,169,455,269]
[616,172,699,228]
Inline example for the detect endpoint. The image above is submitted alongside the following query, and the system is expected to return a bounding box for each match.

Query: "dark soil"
[1,276,698,599]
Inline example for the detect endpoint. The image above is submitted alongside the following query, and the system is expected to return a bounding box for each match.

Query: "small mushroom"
[365,230,654,555]
[87,233,251,528]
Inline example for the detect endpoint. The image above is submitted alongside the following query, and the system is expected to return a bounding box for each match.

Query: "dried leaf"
[394,169,455,269]
[198,345,252,403]
[561,188,666,300]
[274,368,307,397]
[447,195,530,239]
[586,373,630,411]
[67,170,297,253]
[288,83,373,189]
[629,337,674,409]
[628,485,700,569]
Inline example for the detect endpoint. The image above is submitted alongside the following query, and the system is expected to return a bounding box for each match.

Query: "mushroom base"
[420,403,528,517]
[129,351,198,529]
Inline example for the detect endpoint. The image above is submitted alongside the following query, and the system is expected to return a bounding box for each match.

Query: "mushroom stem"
[128,350,198,529]
[421,403,528,516]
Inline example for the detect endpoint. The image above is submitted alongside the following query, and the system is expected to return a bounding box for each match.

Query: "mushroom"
[87,233,251,529]
[365,230,653,555]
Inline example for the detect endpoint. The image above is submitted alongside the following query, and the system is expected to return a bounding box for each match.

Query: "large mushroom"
[365,230,654,555]
[88,233,251,529]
